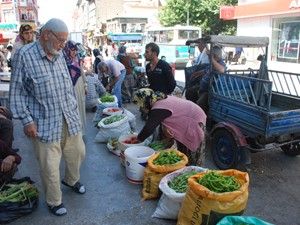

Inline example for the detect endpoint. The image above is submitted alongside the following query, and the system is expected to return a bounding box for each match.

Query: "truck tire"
[281,142,300,156]
[211,129,239,169]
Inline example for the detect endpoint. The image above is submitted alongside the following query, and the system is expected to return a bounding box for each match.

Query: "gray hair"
[97,61,108,72]
[212,45,222,59]
[41,18,68,33]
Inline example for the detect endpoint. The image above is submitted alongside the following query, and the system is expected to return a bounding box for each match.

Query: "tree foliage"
[159,0,238,35]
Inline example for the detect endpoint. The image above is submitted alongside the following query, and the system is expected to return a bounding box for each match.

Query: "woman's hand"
[1,155,15,172]
[162,125,174,139]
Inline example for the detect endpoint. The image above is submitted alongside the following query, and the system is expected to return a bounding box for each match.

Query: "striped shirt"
[9,41,81,143]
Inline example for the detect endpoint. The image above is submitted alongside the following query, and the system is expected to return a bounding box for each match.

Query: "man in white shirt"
[97,60,126,107]
[192,39,209,66]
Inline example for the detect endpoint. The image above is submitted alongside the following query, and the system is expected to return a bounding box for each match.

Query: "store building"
[220,0,300,73]
[74,0,162,49]
[0,0,38,45]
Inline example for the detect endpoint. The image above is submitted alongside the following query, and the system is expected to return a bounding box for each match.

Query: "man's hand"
[24,122,38,138]
[105,84,111,92]
[1,155,15,172]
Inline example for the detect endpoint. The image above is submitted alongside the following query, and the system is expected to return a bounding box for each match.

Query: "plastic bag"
[94,121,131,143]
[0,177,38,224]
[98,114,128,129]
[152,166,207,220]
[98,95,118,107]
[102,107,123,116]
[217,216,275,225]
[123,109,137,132]
[93,96,118,123]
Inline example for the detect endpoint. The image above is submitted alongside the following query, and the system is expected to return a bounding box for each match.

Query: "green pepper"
[197,171,241,193]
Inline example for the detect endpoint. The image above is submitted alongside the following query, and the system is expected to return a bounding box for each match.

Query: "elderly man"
[9,18,86,216]
[192,38,209,66]
[97,60,126,107]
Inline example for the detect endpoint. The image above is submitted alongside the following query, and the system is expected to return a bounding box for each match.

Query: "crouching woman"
[134,88,207,165]
[0,140,21,185]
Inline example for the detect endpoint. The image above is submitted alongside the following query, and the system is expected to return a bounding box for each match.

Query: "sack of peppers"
[98,114,128,129]
[142,149,188,200]
[0,177,39,223]
[153,166,207,220]
[177,169,249,225]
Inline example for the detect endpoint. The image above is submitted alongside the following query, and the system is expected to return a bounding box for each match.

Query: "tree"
[159,0,238,35]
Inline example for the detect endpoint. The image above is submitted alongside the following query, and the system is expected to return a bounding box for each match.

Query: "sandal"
[48,203,67,216]
[61,180,86,194]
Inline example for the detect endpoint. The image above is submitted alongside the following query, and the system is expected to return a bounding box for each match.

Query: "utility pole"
[186,0,191,26]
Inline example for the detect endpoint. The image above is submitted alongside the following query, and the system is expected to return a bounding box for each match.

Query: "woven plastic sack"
[177,169,249,225]
[152,166,207,220]
[217,216,275,225]
[142,149,188,200]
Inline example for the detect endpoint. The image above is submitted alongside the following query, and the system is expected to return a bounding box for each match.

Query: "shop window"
[272,17,300,63]
[121,24,126,33]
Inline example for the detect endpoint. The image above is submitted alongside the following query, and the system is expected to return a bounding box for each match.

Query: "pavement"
[7,85,300,225]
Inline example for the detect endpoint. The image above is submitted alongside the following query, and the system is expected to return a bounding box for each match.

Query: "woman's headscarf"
[63,40,82,86]
[134,88,167,111]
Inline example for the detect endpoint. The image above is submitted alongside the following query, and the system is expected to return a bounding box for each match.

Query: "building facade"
[0,0,38,44]
[74,0,163,49]
[221,0,300,73]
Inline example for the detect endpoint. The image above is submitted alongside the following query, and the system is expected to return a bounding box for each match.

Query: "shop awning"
[0,23,17,30]
[220,0,300,20]
[108,33,143,41]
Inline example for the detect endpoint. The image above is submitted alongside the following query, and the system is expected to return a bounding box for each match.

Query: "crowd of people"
[0,17,227,217]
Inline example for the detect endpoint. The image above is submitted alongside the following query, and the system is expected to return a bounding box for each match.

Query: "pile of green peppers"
[197,171,241,193]
[103,115,125,125]
[100,94,115,103]
[148,140,172,151]
[153,151,182,165]
[168,171,198,193]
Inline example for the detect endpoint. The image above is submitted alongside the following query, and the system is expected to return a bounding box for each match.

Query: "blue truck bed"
[209,71,300,141]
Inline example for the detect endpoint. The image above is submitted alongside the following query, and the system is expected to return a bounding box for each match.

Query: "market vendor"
[0,140,21,185]
[0,106,21,185]
[134,88,207,165]
[97,60,126,107]
[186,45,226,113]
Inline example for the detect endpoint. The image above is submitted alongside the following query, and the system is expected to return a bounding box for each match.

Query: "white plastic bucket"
[118,133,147,167]
[124,146,155,184]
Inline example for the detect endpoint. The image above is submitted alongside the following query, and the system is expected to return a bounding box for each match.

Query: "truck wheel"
[212,129,239,169]
[281,142,300,156]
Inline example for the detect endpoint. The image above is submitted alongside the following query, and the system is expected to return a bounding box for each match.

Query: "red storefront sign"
[220,0,300,20]
[220,6,235,20]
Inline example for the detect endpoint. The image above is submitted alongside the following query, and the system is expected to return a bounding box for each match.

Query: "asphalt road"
[8,101,300,225]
